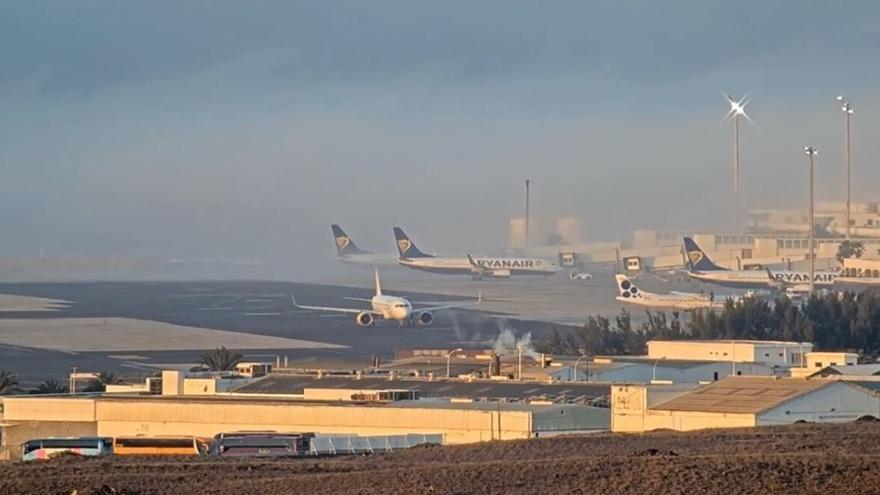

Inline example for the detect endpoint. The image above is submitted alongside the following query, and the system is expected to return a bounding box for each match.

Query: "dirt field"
[2,423,879,494]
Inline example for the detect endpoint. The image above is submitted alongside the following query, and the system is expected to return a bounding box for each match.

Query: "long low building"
[234,374,610,401]
[0,393,609,460]
[612,376,880,433]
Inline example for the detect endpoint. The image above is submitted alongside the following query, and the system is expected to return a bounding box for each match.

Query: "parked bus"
[21,437,113,461]
[209,431,313,457]
[112,436,205,456]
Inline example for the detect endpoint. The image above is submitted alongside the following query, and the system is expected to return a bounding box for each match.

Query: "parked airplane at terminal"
[682,237,838,289]
[331,225,397,266]
[394,227,560,279]
[615,274,736,310]
[291,269,480,327]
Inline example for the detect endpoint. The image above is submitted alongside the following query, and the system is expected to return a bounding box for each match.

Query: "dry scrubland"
[2,423,879,494]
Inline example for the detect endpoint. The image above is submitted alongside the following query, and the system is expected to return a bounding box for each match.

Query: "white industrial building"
[647,340,813,368]
[612,376,880,433]
[555,357,775,384]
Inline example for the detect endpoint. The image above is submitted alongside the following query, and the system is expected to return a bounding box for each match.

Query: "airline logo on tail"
[687,250,704,267]
[335,236,351,251]
[615,274,643,299]
[331,224,370,256]
[393,227,432,258]
[682,237,725,272]
[397,238,412,255]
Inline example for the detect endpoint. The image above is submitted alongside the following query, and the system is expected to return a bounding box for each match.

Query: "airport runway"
[0,274,722,385]
[0,280,567,385]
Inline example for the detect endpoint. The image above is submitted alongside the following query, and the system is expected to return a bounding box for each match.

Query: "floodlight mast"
[837,96,854,240]
[724,94,752,231]
[804,146,818,296]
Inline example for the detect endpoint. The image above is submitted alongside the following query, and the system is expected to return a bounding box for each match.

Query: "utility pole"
[734,112,740,230]
[524,179,531,249]
[838,96,854,239]
[805,146,818,296]
[724,94,751,231]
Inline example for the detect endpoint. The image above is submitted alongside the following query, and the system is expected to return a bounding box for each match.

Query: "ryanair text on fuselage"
[773,272,837,284]
[475,258,544,269]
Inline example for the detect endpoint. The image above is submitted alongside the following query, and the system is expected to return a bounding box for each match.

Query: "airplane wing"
[342,297,373,303]
[415,292,482,312]
[291,295,379,315]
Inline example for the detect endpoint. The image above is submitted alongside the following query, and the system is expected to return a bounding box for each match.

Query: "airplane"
[682,237,838,289]
[291,269,481,327]
[394,227,561,279]
[331,225,398,266]
[615,274,737,310]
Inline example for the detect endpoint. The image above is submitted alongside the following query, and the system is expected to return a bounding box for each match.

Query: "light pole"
[524,179,531,249]
[805,146,818,296]
[651,357,666,383]
[446,348,464,378]
[724,94,752,231]
[517,344,523,381]
[573,354,586,382]
[837,96,854,239]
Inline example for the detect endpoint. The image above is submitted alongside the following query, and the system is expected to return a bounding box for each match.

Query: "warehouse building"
[558,357,776,384]
[611,376,879,433]
[0,385,609,460]
[647,340,813,368]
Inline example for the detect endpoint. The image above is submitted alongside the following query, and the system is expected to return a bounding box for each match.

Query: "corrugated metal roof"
[233,375,609,401]
[651,377,832,415]
[825,364,880,376]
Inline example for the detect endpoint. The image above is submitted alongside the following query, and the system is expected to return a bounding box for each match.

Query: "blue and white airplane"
[393,227,561,279]
[331,225,397,266]
[683,237,838,290]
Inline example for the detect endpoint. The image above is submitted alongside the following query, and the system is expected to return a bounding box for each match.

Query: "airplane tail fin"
[615,274,646,299]
[374,267,382,296]
[332,224,369,256]
[682,237,726,271]
[393,227,433,258]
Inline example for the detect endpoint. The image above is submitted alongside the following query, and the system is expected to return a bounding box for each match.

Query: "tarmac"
[0,272,715,385]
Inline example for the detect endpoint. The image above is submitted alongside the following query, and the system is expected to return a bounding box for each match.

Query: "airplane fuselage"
[616,294,730,310]
[371,294,412,320]
[398,256,559,276]
[337,254,400,266]
[689,269,838,289]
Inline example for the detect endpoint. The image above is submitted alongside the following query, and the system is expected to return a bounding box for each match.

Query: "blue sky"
[2,1,879,272]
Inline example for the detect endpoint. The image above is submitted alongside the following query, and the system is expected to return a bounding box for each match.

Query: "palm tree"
[0,370,21,395]
[199,346,243,371]
[84,371,124,392]
[837,240,865,263]
[30,379,69,395]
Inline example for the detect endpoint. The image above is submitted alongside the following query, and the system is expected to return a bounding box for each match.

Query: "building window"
[815,362,823,368]
[765,353,770,357]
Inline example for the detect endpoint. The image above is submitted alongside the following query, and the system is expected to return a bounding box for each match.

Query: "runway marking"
[0,317,347,352]
[242,312,284,317]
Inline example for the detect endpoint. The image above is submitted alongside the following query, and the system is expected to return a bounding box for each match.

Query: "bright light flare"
[722,93,755,126]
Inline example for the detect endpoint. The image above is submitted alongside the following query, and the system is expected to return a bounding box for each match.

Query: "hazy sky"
[3,1,880,275]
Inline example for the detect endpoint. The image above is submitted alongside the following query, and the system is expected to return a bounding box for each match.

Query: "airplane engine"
[356,311,374,327]
[416,311,433,326]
